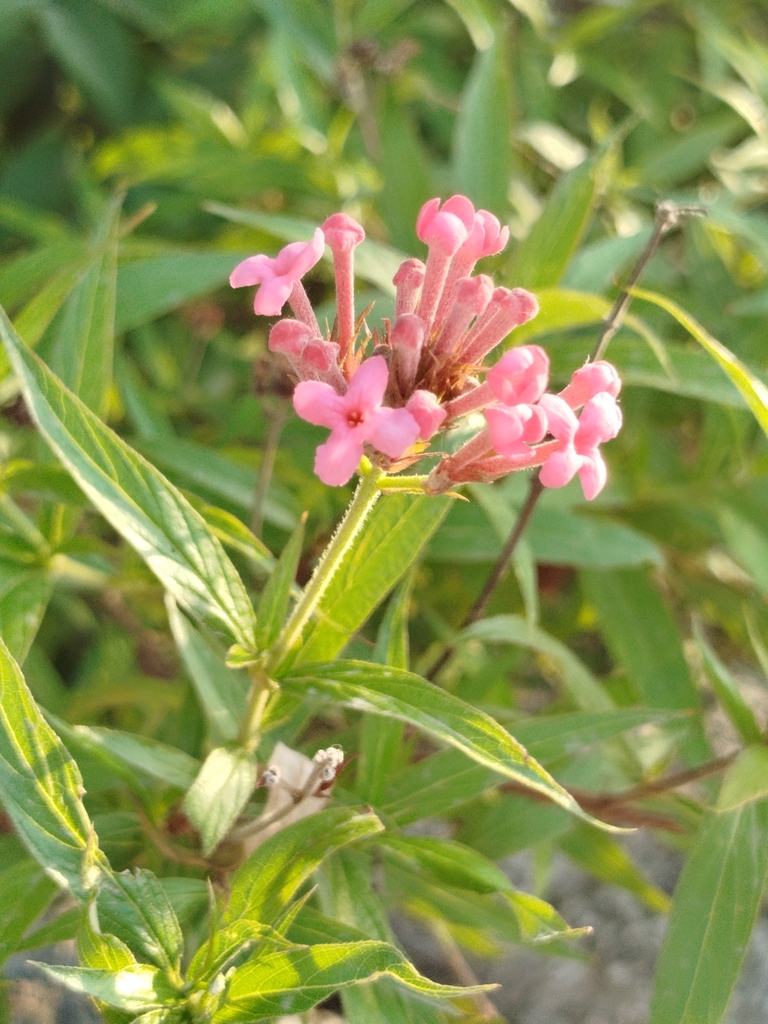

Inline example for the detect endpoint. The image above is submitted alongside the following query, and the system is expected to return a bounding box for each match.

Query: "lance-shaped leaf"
[290,494,451,668]
[649,787,768,1024]
[31,963,178,1014]
[629,285,768,437]
[223,807,384,930]
[0,637,103,898]
[166,597,247,745]
[183,747,258,856]
[214,940,492,1022]
[188,807,385,983]
[255,513,305,651]
[0,305,257,651]
[281,661,622,829]
[48,194,121,417]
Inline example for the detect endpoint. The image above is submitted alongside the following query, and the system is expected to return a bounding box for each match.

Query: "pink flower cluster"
[231,196,622,496]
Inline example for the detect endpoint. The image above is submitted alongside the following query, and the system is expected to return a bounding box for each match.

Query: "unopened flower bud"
[391,313,425,395]
[322,212,365,252]
[558,360,621,409]
[405,390,447,440]
[269,318,314,358]
[259,766,281,787]
[434,274,494,356]
[393,258,426,317]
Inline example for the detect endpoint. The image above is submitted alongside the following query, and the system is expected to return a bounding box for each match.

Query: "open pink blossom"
[230,228,324,316]
[406,390,447,440]
[416,195,476,255]
[293,355,419,486]
[538,392,623,500]
[463,210,510,261]
[484,403,547,457]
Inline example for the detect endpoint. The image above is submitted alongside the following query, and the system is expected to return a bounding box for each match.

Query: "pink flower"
[538,392,623,500]
[416,195,476,255]
[405,390,447,440]
[293,356,420,486]
[463,210,510,261]
[487,345,549,405]
[558,360,621,409]
[230,229,324,316]
[484,404,547,457]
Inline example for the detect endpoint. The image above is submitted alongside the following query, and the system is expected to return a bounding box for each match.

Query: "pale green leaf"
[629,285,768,436]
[183,746,258,856]
[0,637,103,898]
[96,868,184,974]
[281,660,623,830]
[32,963,177,1014]
[0,304,258,651]
[256,514,305,650]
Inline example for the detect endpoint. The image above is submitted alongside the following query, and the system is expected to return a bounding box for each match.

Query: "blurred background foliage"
[3,0,768,1021]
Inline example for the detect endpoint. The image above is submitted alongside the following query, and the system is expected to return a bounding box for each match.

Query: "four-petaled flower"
[538,392,623,500]
[293,356,420,486]
[230,229,324,316]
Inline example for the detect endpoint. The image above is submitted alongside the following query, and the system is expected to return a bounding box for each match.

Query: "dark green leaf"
[453,30,511,213]
[694,622,762,744]
[512,160,597,289]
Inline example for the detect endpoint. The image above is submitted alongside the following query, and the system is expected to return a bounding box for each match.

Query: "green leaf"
[0,568,52,664]
[629,285,768,437]
[139,436,297,531]
[445,0,496,50]
[356,576,412,804]
[222,807,385,932]
[96,868,184,975]
[48,195,121,416]
[183,746,258,856]
[453,30,511,212]
[256,513,305,651]
[460,615,613,711]
[291,494,451,667]
[32,963,177,1014]
[580,568,708,762]
[378,97,434,254]
[694,622,762,745]
[382,748,496,825]
[166,597,247,745]
[512,160,598,290]
[0,859,57,965]
[0,637,102,898]
[50,717,200,790]
[558,823,670,913]
[281,660,622,829]
[0,304,258,651]
[215,940,489,1022]
[16,906,80,954]
[717,746,768,811]
[115,251,253,332]
[649,797,768,1024]
[381,835,512,895]
[718,507,768,597]
[185,497,277,578]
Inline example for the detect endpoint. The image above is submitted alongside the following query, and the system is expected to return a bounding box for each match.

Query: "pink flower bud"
[321,212,365,251]
[405,390,447,440]
[487,345,549,406]
[460,287,539,364]
[391,313,425,396]
[268,318,314,358]
[559,360,622,409]
[393,258,426,317]
[484,402,547,457]
[433,275,494,356]
[538,392,622,500]
[462,210,510,261]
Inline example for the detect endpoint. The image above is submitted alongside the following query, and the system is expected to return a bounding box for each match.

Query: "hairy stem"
[266,467,382,672]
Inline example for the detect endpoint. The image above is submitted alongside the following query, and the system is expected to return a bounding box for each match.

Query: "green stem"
[240,666,276,752]
[266,467,382,673]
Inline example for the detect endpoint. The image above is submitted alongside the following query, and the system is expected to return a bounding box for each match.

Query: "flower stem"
[240,666,277,752]
[266,466,382,672]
